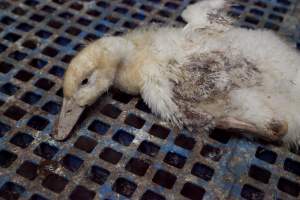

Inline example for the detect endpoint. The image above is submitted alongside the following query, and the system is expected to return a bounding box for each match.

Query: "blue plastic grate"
[0,0,299,199]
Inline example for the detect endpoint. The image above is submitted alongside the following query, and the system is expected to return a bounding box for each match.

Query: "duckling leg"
[216,89,288,142]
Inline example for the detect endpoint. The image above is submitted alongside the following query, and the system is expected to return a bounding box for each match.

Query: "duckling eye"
[81,78,88,86]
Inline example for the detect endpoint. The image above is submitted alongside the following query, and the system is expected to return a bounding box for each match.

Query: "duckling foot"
[215,117,288,142]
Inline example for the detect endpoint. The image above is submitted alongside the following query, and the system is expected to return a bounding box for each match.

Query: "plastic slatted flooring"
[0,0,299,200]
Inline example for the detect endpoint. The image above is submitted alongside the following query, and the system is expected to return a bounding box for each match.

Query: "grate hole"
[42,101,61,115]
[49,65,65,77]
[284,158,300,176]
[0,62,13,74]
[241,184,264,200]
[152,169,176,189]
[165,2,179,9]
[0,1,10,9]
[255,146,277,164]
[174,134,195,150]
[277,177,300,197]
[0,150,17,168]
[16,161,38,180]
[277,0,291,6]
[94,24,109,33]
[56,88,63,97]
[123,0,136,6]
[84,33,99,42]
[70,2,83,10]
[30,194,49,200]
[273,6,287,13]
[140,5,153,12]
[1,16,15,25]
[264,22,279,31]
[124,114,145,129]
[10,132,34,148]
[164,152,186,169]
[100,104,122,119]
[0,83,20,96]
[22,39,38,49]
[29,58,47,69]
[135,99,151,113]
[181,182,205,200]
[87,9,101,17]
[30,14,45,22]
[21,91,41,105]
[61,154,83,172]
[97,1,110,8]
[54,37,71,46]
[200,144,222,161]
[47,20,63,29]
[112,177,137,198]
[114,7,128,14]
[34,142,58,160]
[4,106,26,120]
[3,32,21,42]
[27,115,49,131]
[191,162,214,181]
[100,147,122,164]
[35,78,54,90]
[77,17,92,26]
[269,14,283,22]
[66,26,81,36]
[14,70,34,82]
[36,28,48,37]
[42,174,68,193]
[69,185,95,200]
[138,140,160,157]
[88,120,110,135]
[250,8,264,16]
[123,21,138,29]
[59,11,74,19]
[158,10,171,18]
[125,157,150,176]
[104,16,119,24]
[0,182,25,200]
[209,128,232,144]
[0,121,11,136]
[132,13,146,20]
[41,5,56,13]
[24,0,39,7]
[141,190,166,200]
[0,43,7,53]
[12,7,27,15]
[245,16,259,25]
[9,51,27,61]
[89,165,110,185]
[149,124,170,139]
[62,54,74,63]
[74,136,97,153]
[112,129,134,146]
[112,89,133,103]
[42,46,59,57]
[248,165,271,184]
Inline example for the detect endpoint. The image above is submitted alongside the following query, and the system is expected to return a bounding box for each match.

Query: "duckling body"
[57,0,300,147]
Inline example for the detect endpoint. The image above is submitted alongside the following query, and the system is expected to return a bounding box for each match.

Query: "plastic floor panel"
[0,0,299,200]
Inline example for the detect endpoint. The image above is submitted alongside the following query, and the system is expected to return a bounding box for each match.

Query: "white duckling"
[55,0,300,148]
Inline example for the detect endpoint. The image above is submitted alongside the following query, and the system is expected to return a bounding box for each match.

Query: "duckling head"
[55,47,118,140]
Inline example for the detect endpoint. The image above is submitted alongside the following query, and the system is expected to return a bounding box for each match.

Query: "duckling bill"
[55,0,300,147]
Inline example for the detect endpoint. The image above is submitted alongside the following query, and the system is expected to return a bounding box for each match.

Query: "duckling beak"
[53,98,85,141]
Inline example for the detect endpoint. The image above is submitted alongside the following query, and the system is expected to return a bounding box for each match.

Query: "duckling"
[55,0,300,147]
